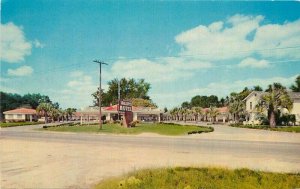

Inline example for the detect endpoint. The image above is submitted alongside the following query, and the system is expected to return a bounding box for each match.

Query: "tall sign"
[118,100,133,127]
[118,100,132,113]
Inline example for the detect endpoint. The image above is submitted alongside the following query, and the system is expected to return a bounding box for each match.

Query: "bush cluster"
[129,120,140,127]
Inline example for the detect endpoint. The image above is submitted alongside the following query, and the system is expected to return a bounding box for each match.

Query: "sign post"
[118,100,133,128]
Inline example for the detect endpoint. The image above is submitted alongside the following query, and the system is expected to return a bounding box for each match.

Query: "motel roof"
[203,107,229,113]
[3,108,36,115]
[76,105,162,115]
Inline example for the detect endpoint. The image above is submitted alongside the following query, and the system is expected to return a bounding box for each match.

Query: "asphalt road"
[1,127,300,159]
[1,123,300,188]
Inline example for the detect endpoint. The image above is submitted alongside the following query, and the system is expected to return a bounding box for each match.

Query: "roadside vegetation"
[94,167,300,189]
[230,124,300,133]
[41,123,213,136]
[0,121,43,128]
[167,76,300,129]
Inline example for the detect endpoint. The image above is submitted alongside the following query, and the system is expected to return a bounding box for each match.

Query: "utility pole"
[118,79,121,120]
[118,79,121,102]
[93,60,108,129]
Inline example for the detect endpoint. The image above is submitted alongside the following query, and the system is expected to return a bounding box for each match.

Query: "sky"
[1,1,300,109]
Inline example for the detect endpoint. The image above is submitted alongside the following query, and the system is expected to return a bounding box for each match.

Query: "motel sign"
[118,100,132,113]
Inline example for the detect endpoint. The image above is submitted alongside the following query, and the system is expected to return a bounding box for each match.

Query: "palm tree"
[174,107,180,121]
[254,101,266,119]
[179,108,189,122]
[229,93,245,122]
[170,108,177,121]
[207,106,220,122]
[290,75,300,92]
[65,108,76,121]
[36,103,53,123]
[58,109,66,122]
[260,83,293,128]
[253,85,263,91]
[49,107,60,122]
[192,107,203,122]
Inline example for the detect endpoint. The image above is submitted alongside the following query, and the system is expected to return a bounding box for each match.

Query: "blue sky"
[1,1,300,109]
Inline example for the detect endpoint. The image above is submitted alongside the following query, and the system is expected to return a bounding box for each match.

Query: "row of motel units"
[162,107,231,123]
[75,105,163,123]
[3,108,38,122]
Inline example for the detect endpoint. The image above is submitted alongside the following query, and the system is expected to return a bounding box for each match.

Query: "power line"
[102,45,300,61]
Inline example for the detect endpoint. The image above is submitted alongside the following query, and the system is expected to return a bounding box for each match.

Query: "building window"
[17,114,22,119]
[7,114,13,119]
[250,102,252,110]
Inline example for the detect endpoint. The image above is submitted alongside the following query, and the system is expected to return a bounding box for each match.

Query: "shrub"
[279,114,296,126]
[229,123,242,127]
[114,120,121,124]
[129,120,139,127]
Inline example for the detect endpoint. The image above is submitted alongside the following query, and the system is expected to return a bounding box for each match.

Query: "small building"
[75,105,163,123]
[203,107,230,123]
[3,108,37,122]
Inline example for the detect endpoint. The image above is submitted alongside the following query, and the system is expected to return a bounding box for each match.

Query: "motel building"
[3,108,38,122]
[75,105,163,124]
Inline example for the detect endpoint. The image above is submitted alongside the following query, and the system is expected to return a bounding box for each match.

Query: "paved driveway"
[1,123,299,188]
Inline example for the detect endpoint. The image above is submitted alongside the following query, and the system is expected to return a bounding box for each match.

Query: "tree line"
[169,75,300,128]
[0,92,76,122]
[36,103,76,123]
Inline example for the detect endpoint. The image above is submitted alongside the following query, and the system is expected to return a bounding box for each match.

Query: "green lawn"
[0,122,43,128]
[230,124,300,133]
[94,167,300,189]
[271,126,300,133]
[41,123,213,136]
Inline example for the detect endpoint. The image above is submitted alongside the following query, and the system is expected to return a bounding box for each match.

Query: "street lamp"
[93,60,108,129]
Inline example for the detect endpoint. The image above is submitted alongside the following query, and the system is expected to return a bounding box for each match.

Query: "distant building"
[3,108,37,122]
[243,91,300,124]
[203,107,230,123]
[75,105,163,123]
[163,107,231,123]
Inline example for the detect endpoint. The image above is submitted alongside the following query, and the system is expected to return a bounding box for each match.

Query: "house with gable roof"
[243,91,300,125]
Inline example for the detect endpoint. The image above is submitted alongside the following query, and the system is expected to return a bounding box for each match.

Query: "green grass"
[93,167,300,189]
[0,121,43,127]
[41,123,213,136]
[230,124,300,133]
[271,126,300,133]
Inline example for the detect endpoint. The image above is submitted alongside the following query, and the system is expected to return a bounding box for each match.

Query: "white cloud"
[7,66,33,76]
[50,73,98,108]
[175,14,300,61]
[33,39,45,48]
[0,22,44,63]
[110,58,211,83]
[153,75,298,108]
[238,57,269,68]
[253,19,300,59]
[0,23,32,63]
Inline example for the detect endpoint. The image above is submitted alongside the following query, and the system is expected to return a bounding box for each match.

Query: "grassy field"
[41,123,213,136]
[94,167,300,189]
[230,124,300,133]
[0,122,43,128]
